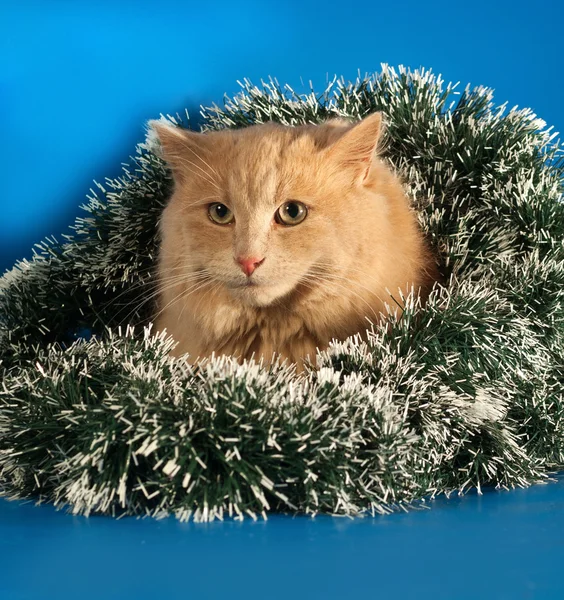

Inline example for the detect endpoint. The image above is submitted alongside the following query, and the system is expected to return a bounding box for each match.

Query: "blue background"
[1,1,563,598]
[1,0,563,272]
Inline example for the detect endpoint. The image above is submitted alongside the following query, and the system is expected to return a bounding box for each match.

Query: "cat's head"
[151,114,387,307]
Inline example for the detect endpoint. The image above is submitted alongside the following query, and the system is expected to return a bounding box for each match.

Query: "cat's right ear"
[147,120,206,183]
[326,112,384,185]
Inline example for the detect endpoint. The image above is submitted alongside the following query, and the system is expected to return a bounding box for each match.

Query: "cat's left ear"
[328,112,384,184]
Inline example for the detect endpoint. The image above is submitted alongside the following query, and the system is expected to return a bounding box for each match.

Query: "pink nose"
[236,256,265,277]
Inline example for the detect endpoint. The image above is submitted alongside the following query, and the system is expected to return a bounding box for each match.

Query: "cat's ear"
[328,112,384,184]
[148,120,207,183]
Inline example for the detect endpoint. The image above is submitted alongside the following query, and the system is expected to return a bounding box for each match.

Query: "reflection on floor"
[1,476,563,600]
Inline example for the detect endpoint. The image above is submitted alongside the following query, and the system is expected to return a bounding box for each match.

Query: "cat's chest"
[207,302,306,343]
[191,284,368,366]
[199,299,322,363]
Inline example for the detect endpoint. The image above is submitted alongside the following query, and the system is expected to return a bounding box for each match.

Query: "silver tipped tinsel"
[0,65,563,521]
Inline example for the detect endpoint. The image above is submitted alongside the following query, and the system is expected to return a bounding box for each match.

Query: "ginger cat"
[151,114,437,370]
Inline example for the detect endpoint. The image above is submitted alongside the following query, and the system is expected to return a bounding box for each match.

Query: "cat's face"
[152,115,385,307]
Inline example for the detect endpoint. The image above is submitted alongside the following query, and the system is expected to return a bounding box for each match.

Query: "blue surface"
[1,479,564,600]
[1,1,564,598]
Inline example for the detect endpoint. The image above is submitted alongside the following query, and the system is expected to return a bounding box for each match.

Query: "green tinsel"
[1,65,563,521]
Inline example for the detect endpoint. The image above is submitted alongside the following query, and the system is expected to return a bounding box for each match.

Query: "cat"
[151,113,438,371]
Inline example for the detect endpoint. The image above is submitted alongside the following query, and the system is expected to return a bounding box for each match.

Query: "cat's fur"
[151,114,438,369]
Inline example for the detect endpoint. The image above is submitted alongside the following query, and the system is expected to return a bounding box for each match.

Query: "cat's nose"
[236,256,265,277]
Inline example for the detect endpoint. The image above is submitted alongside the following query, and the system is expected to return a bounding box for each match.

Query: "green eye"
[208,203,234,225]
[275,201,308,226]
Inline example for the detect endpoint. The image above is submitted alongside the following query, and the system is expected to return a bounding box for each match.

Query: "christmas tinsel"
[1,65,563,521]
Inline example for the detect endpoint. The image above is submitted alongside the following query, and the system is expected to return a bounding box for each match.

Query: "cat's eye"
[275,201,308,226]
[208,203,234,225]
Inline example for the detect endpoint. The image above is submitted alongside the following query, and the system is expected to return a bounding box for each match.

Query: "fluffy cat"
[151,113,438,370]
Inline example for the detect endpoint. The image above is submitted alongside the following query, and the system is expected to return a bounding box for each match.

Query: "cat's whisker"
[101,270,207,314]
[306,267,387,304]
[152,277,215,325]
[167,152,221,191]
[278,256,388,306]
[97,257,213,322]
[312,257,419,287]
[177,269,217,322]
[151,285,209,326]
[114,273,211,324]
[98,279,164,314]
[311,272,391,315]
[306,259,386,285]
[172,162,220,192]
[292,275,374,327]
[108,260,203,279]
[313,263,425,307]
[187,279,223,323]
[182,195,223,210]
[299,272,382,322]
[180,145,221,181]
[302,257,410,302]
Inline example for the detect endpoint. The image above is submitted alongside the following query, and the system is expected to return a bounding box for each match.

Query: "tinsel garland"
[0,65,563,521]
